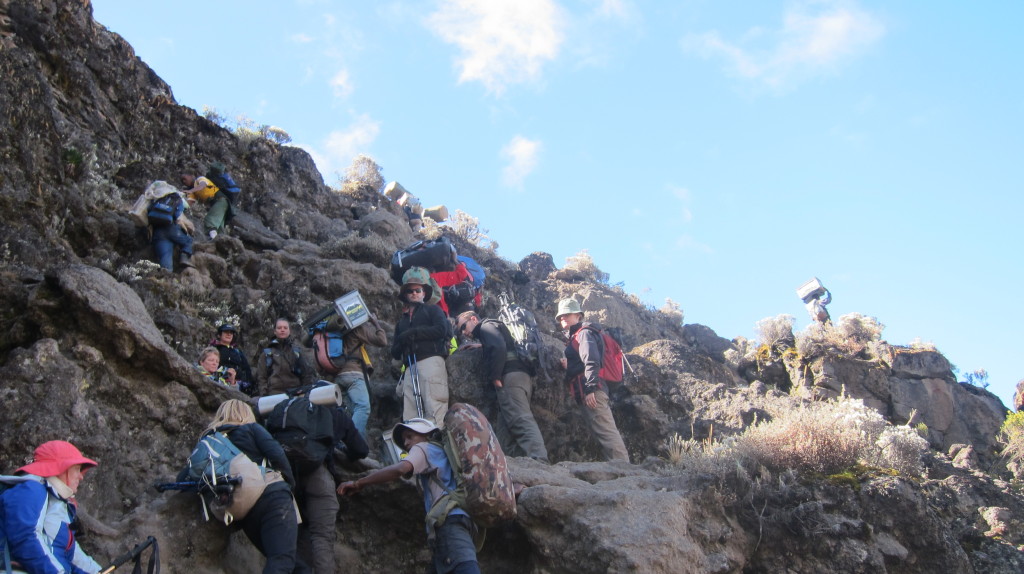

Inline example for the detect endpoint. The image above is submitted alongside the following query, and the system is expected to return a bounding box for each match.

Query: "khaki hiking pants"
[582,390,629,462]
[401,355,449,426]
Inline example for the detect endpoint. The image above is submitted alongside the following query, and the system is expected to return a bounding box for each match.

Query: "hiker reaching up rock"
[455,310,549,463]
[0,440,104,574]
[392,268,452,425]
[337,419,480,574]
[556,298,630,463]
[330,311,388,441]
[182,164,239,241]
[182,399,309,574]
[145,181,194,271]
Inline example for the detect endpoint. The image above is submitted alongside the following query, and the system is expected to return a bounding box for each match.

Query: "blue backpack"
[458,256,486,290]
[146,193,181,227]
[186,430,277,524]
[207,163,241,202]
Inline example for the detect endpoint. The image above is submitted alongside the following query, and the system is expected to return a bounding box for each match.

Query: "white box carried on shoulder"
[333,290,370,332]
[796,277,827,301]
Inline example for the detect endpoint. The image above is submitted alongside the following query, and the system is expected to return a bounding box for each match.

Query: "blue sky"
[92,1,1022,410]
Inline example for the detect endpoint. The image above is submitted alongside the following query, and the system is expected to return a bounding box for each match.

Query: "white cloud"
[291,33,314,44]
[500,136,542,188]
[425,0,565,94]
[684,0,884,89]
[594,0,633,21]
[675,234,713,254]
[302,113,381,178]
[669,185,693,223]
[330,69,354,99]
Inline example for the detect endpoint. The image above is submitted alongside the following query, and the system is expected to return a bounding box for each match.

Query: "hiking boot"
[178,253,194,269]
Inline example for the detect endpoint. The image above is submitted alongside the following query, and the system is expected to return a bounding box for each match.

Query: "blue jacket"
[0,475,101,574]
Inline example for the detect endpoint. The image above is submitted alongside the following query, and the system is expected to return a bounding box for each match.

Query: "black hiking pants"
[241,487,310,574]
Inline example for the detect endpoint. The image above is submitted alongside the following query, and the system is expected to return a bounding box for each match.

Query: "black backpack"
[496,293,542,377]
[146,193,181,227]
[264,395,334,473]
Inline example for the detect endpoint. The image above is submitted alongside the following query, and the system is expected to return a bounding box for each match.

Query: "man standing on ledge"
[555,298,629,462]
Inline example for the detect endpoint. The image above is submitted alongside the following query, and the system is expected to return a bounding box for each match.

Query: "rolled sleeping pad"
[257,384,343,415]
[422,205,449,222]
[384,181,409,202]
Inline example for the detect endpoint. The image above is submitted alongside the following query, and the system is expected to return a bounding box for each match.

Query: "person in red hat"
[0,440,103,573]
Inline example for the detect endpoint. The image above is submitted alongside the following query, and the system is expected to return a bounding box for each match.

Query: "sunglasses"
[404,287,424,294]
[456,320,472,335]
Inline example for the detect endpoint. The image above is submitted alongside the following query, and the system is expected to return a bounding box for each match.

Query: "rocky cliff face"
[1,1,1021,573]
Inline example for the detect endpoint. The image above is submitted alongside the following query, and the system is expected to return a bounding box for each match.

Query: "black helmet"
[217,324,238,334]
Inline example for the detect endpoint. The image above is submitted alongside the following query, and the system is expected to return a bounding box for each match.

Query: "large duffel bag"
[390,237,457,283]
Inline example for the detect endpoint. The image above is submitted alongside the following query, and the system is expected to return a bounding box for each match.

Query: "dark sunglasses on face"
[405,288,423,294]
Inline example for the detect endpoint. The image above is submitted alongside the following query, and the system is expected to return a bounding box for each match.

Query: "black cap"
[217,324,237,333]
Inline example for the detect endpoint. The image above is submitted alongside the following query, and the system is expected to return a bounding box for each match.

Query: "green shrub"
[999,411,1024,470]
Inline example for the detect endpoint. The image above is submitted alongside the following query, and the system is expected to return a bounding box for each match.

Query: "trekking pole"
[409,354,425,418]
[100,536,159,574]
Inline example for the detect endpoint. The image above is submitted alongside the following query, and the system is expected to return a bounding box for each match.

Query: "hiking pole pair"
[409,354,426,418]
[100,536,159,574]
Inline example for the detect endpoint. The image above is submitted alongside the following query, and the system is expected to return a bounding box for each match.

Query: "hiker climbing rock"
[256,319,315,396]
[392,268,452,425]
[556,298,630,462]
[0,440,104,574]
[337,418,481,574]
[212,324,255,396]
[182,163,239,241]
[329,311,388,441]
[196,345,237,389]
[181,399,310,574]
[456,310,549,463]
[145,182,194,271]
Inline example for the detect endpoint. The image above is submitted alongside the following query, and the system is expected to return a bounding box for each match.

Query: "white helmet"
[392,418,438,451]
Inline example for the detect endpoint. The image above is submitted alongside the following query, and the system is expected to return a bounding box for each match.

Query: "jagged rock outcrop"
[0,1,1021,573]
[786,348,1008,465]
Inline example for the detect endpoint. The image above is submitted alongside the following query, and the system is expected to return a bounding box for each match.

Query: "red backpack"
[571,324,625,383]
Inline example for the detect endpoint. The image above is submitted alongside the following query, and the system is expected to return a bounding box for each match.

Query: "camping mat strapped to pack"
[427,403,516,529]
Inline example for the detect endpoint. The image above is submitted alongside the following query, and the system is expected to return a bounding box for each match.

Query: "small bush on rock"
[795,313,886,359]
[676,395,925,479]
[755,314,795,350]
[999,411,1024,477]
[553,249,609,283]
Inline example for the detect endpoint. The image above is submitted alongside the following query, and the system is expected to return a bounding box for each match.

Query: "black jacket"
[391,302,451,362]
[216,344,254,392]
[473,319,528,381]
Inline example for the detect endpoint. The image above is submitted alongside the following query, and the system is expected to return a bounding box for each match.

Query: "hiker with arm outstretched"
[337,419,480,574]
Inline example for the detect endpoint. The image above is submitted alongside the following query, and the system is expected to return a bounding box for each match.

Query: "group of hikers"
[0,248,632,574]
[0,166,842,574]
